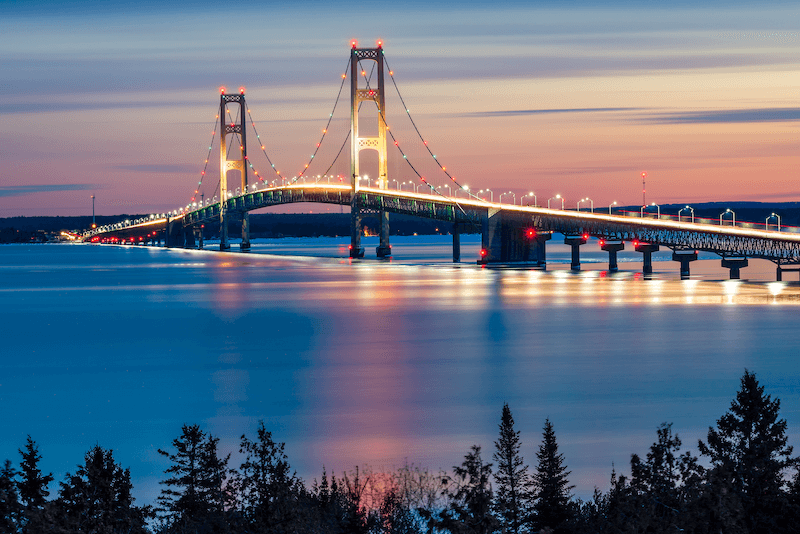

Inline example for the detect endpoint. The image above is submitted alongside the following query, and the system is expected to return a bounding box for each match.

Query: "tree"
[237,420,304,532]
[493,403,532,534]
[424,445,498,534]
[698,370,796,534]
[156,424,233,533]
[55,445,150,534]
[0,459,22,533]
[532,419,573,533]
[18,436,53,533]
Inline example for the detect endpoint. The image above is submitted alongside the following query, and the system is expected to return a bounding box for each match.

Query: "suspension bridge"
[81,41,800,281]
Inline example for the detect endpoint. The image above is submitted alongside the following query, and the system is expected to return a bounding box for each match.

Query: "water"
[2,235,800,509]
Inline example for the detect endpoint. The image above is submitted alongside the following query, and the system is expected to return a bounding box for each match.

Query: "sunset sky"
[1,0,798,217]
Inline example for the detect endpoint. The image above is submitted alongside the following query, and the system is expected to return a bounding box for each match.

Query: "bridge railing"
[615,209,800,233]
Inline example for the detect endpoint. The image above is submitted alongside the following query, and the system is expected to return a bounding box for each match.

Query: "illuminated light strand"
[189,110,221,206]
[290,56,351,184]
[383,55,480,202]
[247,109,285,184]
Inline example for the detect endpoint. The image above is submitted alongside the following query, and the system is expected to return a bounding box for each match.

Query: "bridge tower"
[219,88,250,251]
[350,40,390,258]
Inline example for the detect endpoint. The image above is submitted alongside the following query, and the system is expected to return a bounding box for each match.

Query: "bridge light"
[219,86,226,94]
[599,239,605,246]
[351,39,358,48]
[583,234,589,240]
[525,228,535,239]
[239,86,245,94]
[480,249,488,257]
[377,39,383,47]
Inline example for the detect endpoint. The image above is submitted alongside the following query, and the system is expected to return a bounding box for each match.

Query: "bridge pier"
[774,263,800,281]
[220,204,230,250]
[478,209,542,265]
[672,250,698,279]
[564,235,588,271]
[240,212,250,251]
[635,243,660,276]
[721,256,748,279]
[183,226,196,248]
[196,226,204,249]
[600,240,624,272]
[452,223,461,263]
[376,211,391,258]
[349,201,365,259]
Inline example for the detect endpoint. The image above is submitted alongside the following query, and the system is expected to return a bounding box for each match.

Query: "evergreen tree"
[55,445,150,534]
[532,419,573,533]
[0,459,22,533]
[17,436,53,534]
[424,445,498,534]
[698,370,796,534]
[157,424,233,533]
[237,420,304,532]
[492,403,532,534]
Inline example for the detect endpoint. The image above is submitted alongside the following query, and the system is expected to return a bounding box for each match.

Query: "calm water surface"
[2,235,800,507]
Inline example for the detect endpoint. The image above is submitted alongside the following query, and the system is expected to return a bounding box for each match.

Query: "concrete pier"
[240,212,250,251]
[600,240,624,272]
[672,250,698,279]
[376,211,391,258]
[479,209,547,265]
[721,257,748,279]
[452,223,461,263]
[564,235,588,271]
[635,243,660,275]
[531,232,551,267]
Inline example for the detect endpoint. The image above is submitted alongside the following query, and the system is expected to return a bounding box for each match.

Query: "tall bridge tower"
[219,88,250,251]
[350,40,390,258]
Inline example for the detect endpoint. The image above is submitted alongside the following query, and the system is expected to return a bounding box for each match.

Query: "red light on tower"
[219,86,226,95]
[376,39,383,48]
[239,86,246,94]
[582,234,589,240]
[480,248,488,257]
[351,39,358,49]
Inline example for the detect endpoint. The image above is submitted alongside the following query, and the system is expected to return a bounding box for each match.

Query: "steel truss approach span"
[84,183,800,263]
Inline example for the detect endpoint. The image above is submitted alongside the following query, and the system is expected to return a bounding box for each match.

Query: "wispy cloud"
[114,164,197,174]
[462,107,640,118]
[644,107,800,124]
[0,184,96,198]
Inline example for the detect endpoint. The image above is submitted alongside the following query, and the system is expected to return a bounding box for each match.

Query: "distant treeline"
[2,369,799,533]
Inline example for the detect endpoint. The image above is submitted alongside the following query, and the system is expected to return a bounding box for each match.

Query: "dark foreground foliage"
[2,370,800,533]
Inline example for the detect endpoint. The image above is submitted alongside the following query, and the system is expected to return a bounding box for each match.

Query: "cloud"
[0,184,96,198]
[462,107,640,118]
[644,107,800,124]
[114,164,197,174]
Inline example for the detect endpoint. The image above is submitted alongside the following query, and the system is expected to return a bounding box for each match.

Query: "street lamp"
[392,179,400,190]
[547,194,563,209]
[608,201,617,215]
[442,184,452,196]
[650,202,660,219]
[720,208,735,226]
[500,191,516,204]
[578,198,594,213]
[523,192,536,207]
[766,213,781,232]
[457,185,470,198]
[678,205,694,223]
[479,189,493,202]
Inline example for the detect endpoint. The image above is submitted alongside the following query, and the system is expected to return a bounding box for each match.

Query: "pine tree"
[698,369,796,534]
[493,403,532,534]
[18,436,53,533]
[0,459,22,533]
[532,419,573,533]
[55,445,150,533]
[157,424,233,533]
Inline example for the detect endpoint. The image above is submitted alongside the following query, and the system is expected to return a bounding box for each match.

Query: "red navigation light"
[525,228,536,239]
[239,86,246,94]
[351,39,358,49]
[219,86,226,95]
[480,248,488,257]
[348,244,353,250]
[599,239,605,246]
[582,234,589,240]
[641,171,647,178]
[633,240,639,247]
[376,39,383,48]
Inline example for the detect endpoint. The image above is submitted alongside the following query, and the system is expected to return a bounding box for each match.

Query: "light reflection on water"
[2,238,800,509]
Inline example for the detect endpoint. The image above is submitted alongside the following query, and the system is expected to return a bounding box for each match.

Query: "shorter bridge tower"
[219,88,250,251]
[350,40,390,258]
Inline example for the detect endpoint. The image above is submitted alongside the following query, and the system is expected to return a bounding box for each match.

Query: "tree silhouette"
[18,436,53,533]
[493,403,532,534]
[698,369,796,534]
[0,459,22,532]
[532,419,573,533]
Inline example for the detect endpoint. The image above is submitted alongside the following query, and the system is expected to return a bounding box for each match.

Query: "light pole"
[766,212,781,232]
[650,202,660,219]
[678,205,695,223]
[457,185,470,198]
[608,201,617,215]
[392,179,400,190]
[442,184,452,196]
[91,195,96,228]
[479,189,493,202]
[547,194,563,209]
[500,191,516,204]
[578,198,594,213]
[523,192,536,206]
[720,208,735,226]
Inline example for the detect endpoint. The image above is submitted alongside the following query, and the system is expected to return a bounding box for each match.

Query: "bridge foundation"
[635,243,660,275]
[564,235,588,271]
[775,263,800,281]
[600,240,624,272]
[349,202,365,259]
[376,211,391,258]
[240,213,250,251]
[721,256,748,279]
[219,204,230,250]
[452,223,461,263]
[478,210,543,265]
[672,250,698,279]
[183,227,196,248]
[196,226,204,249]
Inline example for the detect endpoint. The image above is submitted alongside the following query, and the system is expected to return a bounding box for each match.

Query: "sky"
[1,0,798,217]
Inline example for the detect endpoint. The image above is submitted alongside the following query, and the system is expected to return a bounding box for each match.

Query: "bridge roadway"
[82,183,800,279]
